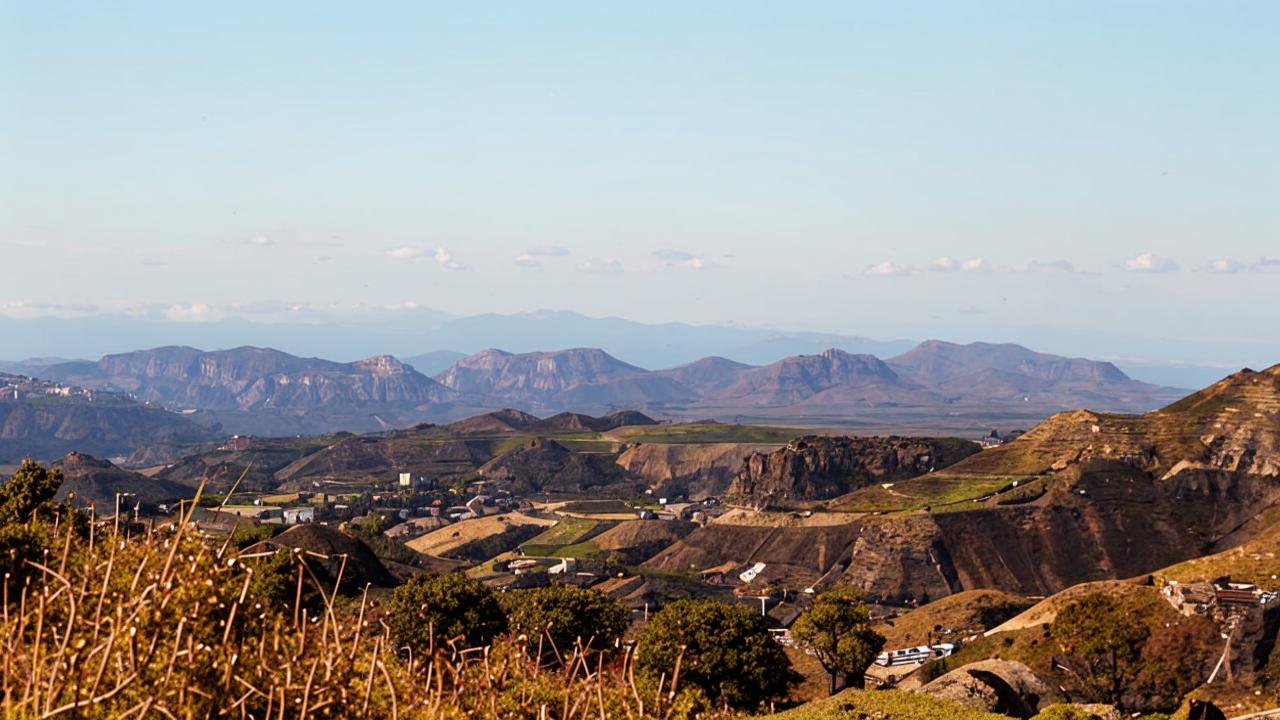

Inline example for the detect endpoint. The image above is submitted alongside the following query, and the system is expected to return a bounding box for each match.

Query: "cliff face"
[615,442,778,498]
[728,435,980,504]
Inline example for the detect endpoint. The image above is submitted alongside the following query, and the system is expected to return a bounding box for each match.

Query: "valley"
[5,351,1279,718]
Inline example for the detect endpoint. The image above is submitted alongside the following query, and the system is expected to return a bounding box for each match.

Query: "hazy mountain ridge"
[5,341,1192,445]
[0,373,217,463]
[433,348,694,410]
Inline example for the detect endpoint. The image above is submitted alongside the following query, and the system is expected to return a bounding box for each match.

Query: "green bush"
[503,584,629,664]
[635,598,796,711]
[385,573,508,653]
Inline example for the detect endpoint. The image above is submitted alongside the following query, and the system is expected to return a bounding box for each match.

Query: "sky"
[2,2,1277,367]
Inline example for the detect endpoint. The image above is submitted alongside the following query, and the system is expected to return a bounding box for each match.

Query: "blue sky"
[1,2,1277,366]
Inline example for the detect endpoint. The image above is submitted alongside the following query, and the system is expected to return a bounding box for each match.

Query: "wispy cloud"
[0,301,104,319]
[1025,260,1082,274]
[958,304,984,315]
[1197,258,1246,274]
[1254,257,1280,274]
[653,249,712,270]
[385,245,467,270]
[576,257,623,274]
[241,235,277,248]
[513,245,571,268]
[1121,253,1179,273]
[862,261,915,277]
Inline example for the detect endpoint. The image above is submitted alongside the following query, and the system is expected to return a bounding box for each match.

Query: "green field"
[831,474,1029,513]
[520,517,601,551]
[609,423,804,444]
[557,499,634,515]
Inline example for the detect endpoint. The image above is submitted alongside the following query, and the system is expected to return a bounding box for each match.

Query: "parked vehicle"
[874,643,956,667]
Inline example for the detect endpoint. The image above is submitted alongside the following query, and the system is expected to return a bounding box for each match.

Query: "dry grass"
[0,501,733,719]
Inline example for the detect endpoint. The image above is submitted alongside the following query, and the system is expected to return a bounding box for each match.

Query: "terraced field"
[406,512,557,557]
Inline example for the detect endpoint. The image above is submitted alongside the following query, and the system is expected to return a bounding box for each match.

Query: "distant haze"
[0,308,1250,389]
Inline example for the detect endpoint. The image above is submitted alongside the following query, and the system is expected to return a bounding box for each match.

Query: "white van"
[874,643,956,667]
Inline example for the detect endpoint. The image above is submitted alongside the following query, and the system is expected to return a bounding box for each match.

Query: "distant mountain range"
[0,340,1193,450]
[0,309,915,371]
[29,347,461,437]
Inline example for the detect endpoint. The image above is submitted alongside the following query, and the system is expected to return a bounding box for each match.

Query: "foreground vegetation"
[0,461,898,718]
[0,461,746,719]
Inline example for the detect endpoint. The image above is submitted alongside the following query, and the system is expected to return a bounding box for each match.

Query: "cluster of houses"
[1,375,100,402]
[1163,578,1280,617]
[185,470,534,537]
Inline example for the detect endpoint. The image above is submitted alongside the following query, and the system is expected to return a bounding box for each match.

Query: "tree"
[385,573,508,654]
[1051,592,1150,708]
[503,584,629,665]
[791,584,885,695]
[0,460,67,525]
[635,599,796,711]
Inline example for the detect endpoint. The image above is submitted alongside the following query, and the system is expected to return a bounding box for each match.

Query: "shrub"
[385,572,508,653]
[504,584,629,664]
[636,598,797,710]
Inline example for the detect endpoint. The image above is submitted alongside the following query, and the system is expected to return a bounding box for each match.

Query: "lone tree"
[1051,591,1150,708]
[635,599,796,711]
[0,461,81,585]
[386,573,508,654]
[503,584,629,665]
[0,459,69,525]
[791,585,885,694]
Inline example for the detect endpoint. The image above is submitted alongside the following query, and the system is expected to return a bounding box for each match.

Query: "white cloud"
[653,249,712,270]
[958,304,984,315]
[927,256,986,273]
[1198,258,1245,274]
[162,303,219,322]
[513,253,541,268]
[1122,253,1179,273]
[862,261,915,277]
[242,235,276,247]
[432,247,466,270]
[385,246,425,259]
[576,257,623,274]
[385,245,467,270]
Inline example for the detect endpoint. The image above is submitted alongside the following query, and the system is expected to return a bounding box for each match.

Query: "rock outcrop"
[918,660,1058,718]
[729,435,980,504]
